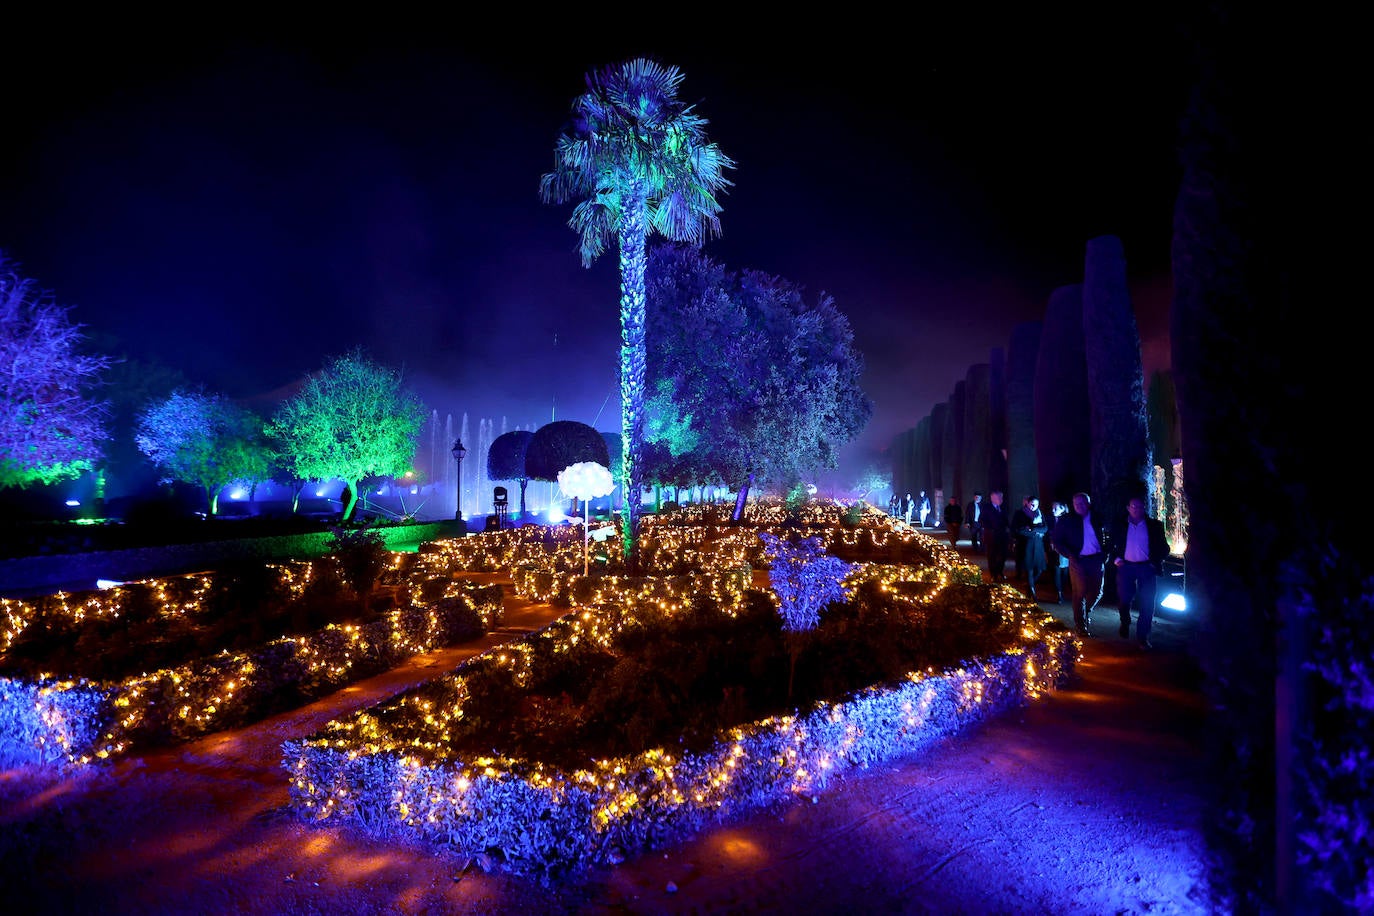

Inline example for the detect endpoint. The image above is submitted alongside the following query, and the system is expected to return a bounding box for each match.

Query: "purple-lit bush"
[283,507,1077,881]
[759,532,855,633]
[1291,548,1374,910]
[759,532,856,699]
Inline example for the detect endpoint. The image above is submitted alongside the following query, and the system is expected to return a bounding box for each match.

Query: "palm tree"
[540,58,734,570]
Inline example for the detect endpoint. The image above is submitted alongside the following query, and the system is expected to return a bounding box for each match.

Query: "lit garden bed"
[0,557,504,770]
[282,533,1078,882]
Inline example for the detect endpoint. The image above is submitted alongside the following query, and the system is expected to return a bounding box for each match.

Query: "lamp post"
[451,439,467,532]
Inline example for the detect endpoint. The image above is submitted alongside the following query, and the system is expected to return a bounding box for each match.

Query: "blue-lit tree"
[645,244,873,504]
[0,254,111,488]
[758,531,855,700]
[135,390,269,515]
[265,350,426,522]
[540,58,734,569]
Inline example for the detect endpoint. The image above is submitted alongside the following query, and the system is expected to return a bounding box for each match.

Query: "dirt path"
[0,542,1212,914]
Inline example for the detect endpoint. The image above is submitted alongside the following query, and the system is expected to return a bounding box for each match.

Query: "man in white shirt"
[1109,495,1171,649]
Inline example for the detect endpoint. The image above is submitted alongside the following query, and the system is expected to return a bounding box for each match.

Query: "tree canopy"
[265,350,426,521]
[525,421,610,483]
[135,389,269,515]
[487,429,534,519]
[541,57,734,567]
[645,243,872,493]
[0,254,111,488]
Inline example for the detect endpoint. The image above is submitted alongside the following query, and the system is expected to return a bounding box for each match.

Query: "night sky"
[1,14,1196,477]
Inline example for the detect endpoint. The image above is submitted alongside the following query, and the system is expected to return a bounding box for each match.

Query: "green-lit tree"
[265,350,426,522]
[540,57,734,569]
[135,390,270,515]
[0,254,112,488]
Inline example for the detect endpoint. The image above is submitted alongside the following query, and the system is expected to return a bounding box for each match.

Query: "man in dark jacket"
[1051,491,1108,636]
[983,490,1011,581]
[944,497,963,546]
[1011,495,1049,600]
[1107,494,1172,649]
[965,492,984,552]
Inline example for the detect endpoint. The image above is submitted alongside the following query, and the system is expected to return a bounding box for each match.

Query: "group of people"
[946,488,1171,650]
[888,491,933,527]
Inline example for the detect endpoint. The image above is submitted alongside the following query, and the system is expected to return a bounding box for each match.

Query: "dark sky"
[1,14,1196,475]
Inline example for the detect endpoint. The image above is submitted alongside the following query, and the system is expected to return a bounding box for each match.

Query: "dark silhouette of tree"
[1170,9,1355,910]
[541,58,734,568]
[96,353,190,501]
[929,401,948,507]
[961,364,991,502]
[1146,370,1180,466]
[888,427,917,502]
[0,254,111,488]
[914,416,933,499]
[988,347,1008,495]
[1005,320,1042,504]
[525,421,610,483]
[1083,234,1151,518]
[942,382,965,505]
[1033,284,1091,507]
[486,429,534,520]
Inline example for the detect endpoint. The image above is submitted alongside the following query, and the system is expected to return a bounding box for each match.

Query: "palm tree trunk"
[617,200,648,572]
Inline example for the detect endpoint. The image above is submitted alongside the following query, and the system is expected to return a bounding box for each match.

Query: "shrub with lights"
[282,505,1077,881]
[0,553,504,769]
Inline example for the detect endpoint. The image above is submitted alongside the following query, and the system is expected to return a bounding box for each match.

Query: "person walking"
[903,493,916,526]
[1108,494,1172,649]
[965,492,985,553]
[1012,495,1049,601]
[983,490,1011,582]
[1047,501,1070,603]
[917,490,931,528]
[1051,491,1108,637]
[944,497,963,546]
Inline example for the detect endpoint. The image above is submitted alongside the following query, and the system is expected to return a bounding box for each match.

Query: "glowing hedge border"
[0,584,504,770]
[282,583,1077,882]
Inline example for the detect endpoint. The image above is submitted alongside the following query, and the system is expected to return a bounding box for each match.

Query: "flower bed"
[0,560,504,770]
[282,546,1077,882]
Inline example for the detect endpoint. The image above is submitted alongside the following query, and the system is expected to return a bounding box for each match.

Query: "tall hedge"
[941,382,965,506]
[1033,284,1091,506]
[987,347,1008,496]
[1005,320,1042,504]
[1082,234,1151,519]
[929,401,947,499]
[913,416,933,498]
[960,364,991,502]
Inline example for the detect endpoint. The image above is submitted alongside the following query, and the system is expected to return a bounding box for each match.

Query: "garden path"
[0,539,1212,914]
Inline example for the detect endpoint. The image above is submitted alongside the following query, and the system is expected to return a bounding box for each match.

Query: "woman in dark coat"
[1013,496,1049,601]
